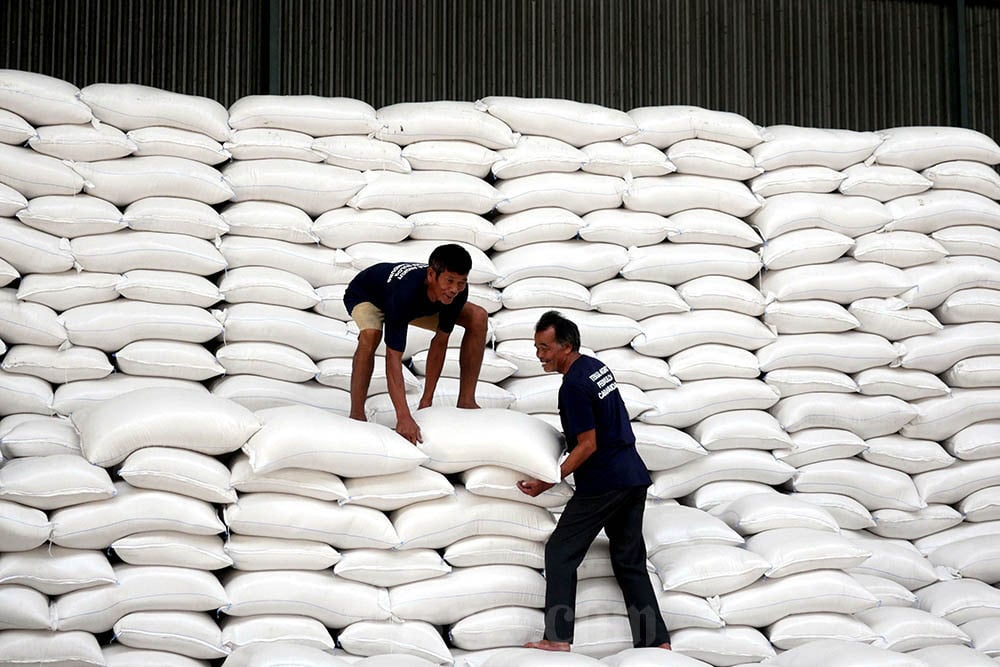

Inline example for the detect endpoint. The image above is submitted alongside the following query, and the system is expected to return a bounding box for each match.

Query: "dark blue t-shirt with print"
[344,262,468,353]
[558,354,651,496]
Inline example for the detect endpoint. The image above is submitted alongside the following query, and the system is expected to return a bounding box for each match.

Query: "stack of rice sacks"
[2,67,1000,667]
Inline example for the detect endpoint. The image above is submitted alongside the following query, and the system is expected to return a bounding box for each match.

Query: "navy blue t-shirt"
[344,262,468,353]
[558,355,652,496]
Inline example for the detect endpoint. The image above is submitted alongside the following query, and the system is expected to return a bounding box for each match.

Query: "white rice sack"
[935,288,1000,325]
[339,620,451,663]
[412,346,515,383]
[402,140,499,177]
[933,225,1000,262]
[220,236,352,287]
[224,534,341,572]
[224,127,320,162]
[492,207,582,251]
[792,459,924,511]
[670,626,776,665]
[596,349,679,391]
[580,141,674,178]
[443,535,545,569]
[746,528,872,578]
[342,467,453,512]
[491,135,585,179]
[223,159,365,216]
[462,465,573,509]
[666,138,762,180]
[221,614,335,652]
[959,486,1000,521]
[0,288,68,346]
[0,415,81,458]
[114,269,222,307]
[852,573,918,607]
[749,193,891,240]
[493,306,639,350]
[312,135,410,172]
[870,126,1000,170]
[334,548,450,588]
[918,578,1000,625]
[848,297,942,339]
[717,493,840,535]
[52,563,228,633]
[868,505,964,541]
[229,94,377,135]
[449,607,544,651]
[850,230,947,268]
[503,375,649,420]
[716,570,878,627]
[74,157,233,206]
[643,503,745,554]
[0,70,93,125]
[408,211,501,250]
[945,421,1000,461]
[910,645,998,667]
[500,277,591,311]
[71,230,226,275]
[960,620,1000,658]
[478,97,634,146]
[0,453,114,510]
[776,429,868,468]
[218,303,356,359]
[648,450,794,499]
[61,300,222,350]
[766,613,879,651]
[230,452,348,503]
[913,457,1000,506]
[130,126,231,164]
[861,435,954,474]
[763,300,859,334]
[590,279,691,320]
[686,481,779,515]
[749,166,846,197]
[0,217,75,275]
[392,486,555,549]
[223,569,390,628]
[218,266,319,309]
[0,183,27,219]
[623,243,761,284]
[492,240,626,288]
[923,160,1000,199]
[376,101,515,149]
[899,257,1000,310]
[352,169,504,215]
[16,193,124,238]
[124,197,228,239]
[494,172,625,215]
[0,630,108,667]
[675,276,768,317]
[0,370,54,416]
[114,340,224,381]
[224,492,400,550]
[760,228,854,270]
[650,544,769,596]
[765,638,930,667]
[390,563,545,625]
[669,345,759,381]
[634,311,775,357]
[760,259,912,303]
[112,532,231,570]
[765,368,857,400]
[218,200,315,244]
[902,387,1000,441]
[0,144,85,197]
[0,544,115,595]
[623,105,763,149]
[623,174,761,217]
[222,643,353,667]
[689,410,790,450]
[242,404,425,477]
[0,109,34,146]
[16,270,119,311]
[53,376,208,417]
[857,606,970,652]
[666,211,761,250]
[118,446,235,503]
[838,164,932,201]
[80,83,230,140]
[365,380,515,424]
[316,356,419,393]
[346,239,497,284]
[579,210,674,247]
[112,610,227,660]
[751,125,882,170]
[757,332,898,373]
[643,380,780,429]
[885,190,1000,234]
[0,586,52,631]
[71,386,259,466]
[0,499,51,552]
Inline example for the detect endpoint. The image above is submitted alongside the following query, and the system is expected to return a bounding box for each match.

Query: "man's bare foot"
[456,400,481,409]
[524,640,571,652]
[349,412,367,422]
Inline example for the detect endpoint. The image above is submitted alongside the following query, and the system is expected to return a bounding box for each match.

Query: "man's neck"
[559,351,582,375]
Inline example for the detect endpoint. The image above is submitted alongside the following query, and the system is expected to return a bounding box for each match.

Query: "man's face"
[427,268,468,304]
[534,326,573,374]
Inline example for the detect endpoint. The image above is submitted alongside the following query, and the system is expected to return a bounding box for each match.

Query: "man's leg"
[349,328,382,421]
[455,302,487,409]
[604,486,671,649]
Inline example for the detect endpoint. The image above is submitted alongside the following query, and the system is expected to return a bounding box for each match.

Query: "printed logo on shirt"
[589,365,619,400]
[386,263,426,283]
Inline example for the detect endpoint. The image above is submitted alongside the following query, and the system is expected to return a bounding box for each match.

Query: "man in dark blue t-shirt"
[343,244,487,443]
[518,310,671,653]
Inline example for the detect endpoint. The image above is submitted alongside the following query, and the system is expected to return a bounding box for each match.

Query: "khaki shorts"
[350,301,441,332]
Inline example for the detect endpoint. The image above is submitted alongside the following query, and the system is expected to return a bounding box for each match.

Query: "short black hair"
[535,310,581,352]
[428,243,472,276]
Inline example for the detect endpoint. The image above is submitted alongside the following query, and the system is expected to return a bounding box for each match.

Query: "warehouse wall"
[1,0,998,138]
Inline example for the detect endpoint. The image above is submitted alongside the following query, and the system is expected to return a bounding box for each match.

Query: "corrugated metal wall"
[1,0,997,139]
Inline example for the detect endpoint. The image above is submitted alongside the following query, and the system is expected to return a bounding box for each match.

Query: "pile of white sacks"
[1,68,1000,667]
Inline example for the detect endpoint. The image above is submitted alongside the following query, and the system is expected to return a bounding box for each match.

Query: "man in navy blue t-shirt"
[518,310,671,652]
[343,244,487,443]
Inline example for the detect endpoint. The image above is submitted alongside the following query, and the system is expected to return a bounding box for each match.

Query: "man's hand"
[417,396,433,410]
[517,478,554,497]
[395,413,422,445]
